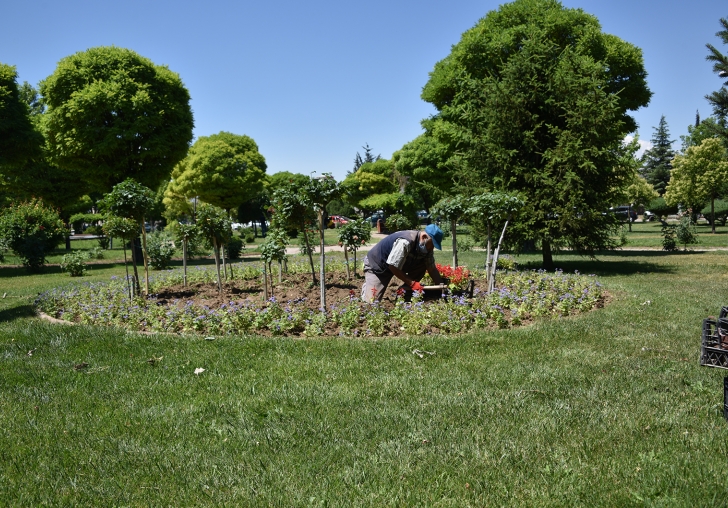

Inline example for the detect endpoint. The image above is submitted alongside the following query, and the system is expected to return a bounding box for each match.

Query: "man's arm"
[388,265,417,287]
[426,264,443,285]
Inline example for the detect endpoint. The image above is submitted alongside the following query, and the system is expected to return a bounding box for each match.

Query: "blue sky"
[2,0,726,181]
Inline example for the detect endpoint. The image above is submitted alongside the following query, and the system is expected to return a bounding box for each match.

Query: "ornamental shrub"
[675,216,698,250]
[225,235,244,260]
[146,230,176,270]
[385,213,415,232]
[60,251,87,276]
[0,199,67,271]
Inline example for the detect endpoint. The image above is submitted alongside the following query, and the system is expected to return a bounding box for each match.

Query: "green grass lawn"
[2,247,728,504]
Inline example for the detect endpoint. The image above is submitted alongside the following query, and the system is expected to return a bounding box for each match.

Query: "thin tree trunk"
[263,263,269,300]
[302,220,317,285]
[278,260,282,283]
[319,209,326,311]
[221,242,227,281]
[268,262,274,297]
[140,222,150,296]
[212,238,222,293]
[628,204,633,232]
[122,244,132,301]
[490,217,510,293]
[353,248,358,278]
[130,238,141,297]
[182,238,188,287]
[485,222,492,288]
[451,219,458,268]
[712,198,716,234]
[344,247,350,280]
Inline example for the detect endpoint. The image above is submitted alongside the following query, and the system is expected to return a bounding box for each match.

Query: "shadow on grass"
[0,304,36,322]
[519,250,682,277]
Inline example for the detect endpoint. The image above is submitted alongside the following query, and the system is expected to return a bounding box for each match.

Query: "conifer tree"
[640,116,675,195]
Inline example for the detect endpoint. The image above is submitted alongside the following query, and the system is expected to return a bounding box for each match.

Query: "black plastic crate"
[701,318,728,369]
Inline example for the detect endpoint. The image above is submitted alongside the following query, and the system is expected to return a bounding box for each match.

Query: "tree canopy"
[0,64,41,170]
[421,0,651,267]
[166,131,266,213]
[40,46,193,192]
[705,17,728,127]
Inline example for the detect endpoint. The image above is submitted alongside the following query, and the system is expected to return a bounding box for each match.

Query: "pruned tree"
[40,46,193,193]
[431,195,469,268]
[102,216,140,299]
[196,204,232,293]
[99,179,156,295]
[337,218,371,280]
[303,173,341,310]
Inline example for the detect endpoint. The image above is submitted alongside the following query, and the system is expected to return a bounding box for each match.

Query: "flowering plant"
[436,264,471,291]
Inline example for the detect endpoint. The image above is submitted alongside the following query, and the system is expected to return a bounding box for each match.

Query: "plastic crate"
[700,318,728,369]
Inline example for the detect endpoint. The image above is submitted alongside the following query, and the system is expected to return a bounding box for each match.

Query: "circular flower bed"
[35,261,606,337]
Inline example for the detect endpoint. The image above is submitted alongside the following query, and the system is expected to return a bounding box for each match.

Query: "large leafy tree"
[40,46,193,192]
[421,0,651,268]
[705,17,728,131]
[393,120,462,210]
[166,131,266,214]
[640,116,675,195]
[665,138,728,233]
[0,64,40,172]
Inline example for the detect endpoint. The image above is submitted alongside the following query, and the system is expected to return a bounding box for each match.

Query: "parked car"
[365,211,385,227]
[643,210,656,222]
[609,206,637,222]
[327,215,351,228]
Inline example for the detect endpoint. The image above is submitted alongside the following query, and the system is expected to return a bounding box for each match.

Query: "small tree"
[196,204,231,293]
[259,228,289,298]
[431,195,469,268]
[99,179,155,295]
[0,199,67,271]
[102,215,140,299]
[270,179,318,285]
[303,174,341,310]
[169,222,199,287]
[467,192,524,292]
[337,219,371,280]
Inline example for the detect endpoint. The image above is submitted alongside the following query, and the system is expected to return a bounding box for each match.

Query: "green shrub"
[97,236,110,250]
[676,216,698,249]
[647,197,678,219]
[242,227,256,243]
[385,213,415,232]
[87,247,104,260]
[496,254,517,271]
[661,223,677,251]
[701,199,728,226]
[0,199,67,271]
[146,231,176,270]
[225,235,244,260]
[60,251,87,276]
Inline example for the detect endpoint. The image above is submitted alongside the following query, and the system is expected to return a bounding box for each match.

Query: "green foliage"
[242,228,256,243]
[675,216,699,249]
[701,199,728,226]
[0,63,40,169]
[304,173,341,212]
[640,116,675,196]
[40,46,193,192]
[0,199,67,271]
[337,219,372,252]
[661,223,677,251]
[102,216,139,241]
[705,17,728,123]
[259,228,288,266]
[384,213,415,232]
[166,131,267,212]
[69,213,102,233]
[99,179,155,223]
[196,204,232,247]
[60,251,87,276]
[646,197,678,219]
[146,230,176,270]
[341,159,397,212]
[225,235,244,260]
[87,247,104,260]
[421,0,651,267]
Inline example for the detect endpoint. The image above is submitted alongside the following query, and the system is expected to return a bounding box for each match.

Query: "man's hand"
[410,281,424,292]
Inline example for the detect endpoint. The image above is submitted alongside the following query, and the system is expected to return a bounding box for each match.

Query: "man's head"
[420,224,444,252]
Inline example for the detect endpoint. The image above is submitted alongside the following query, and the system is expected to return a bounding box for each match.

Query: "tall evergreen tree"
[640,116,675,195]
[351,143,381,174]
[705,17,728,126]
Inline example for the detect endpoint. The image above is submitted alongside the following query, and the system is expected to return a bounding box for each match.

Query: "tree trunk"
[628,204,632,232]
[450,219,458,268]
[303,221,317,285]
[122,244,132,301]
[130,239,141,297]
[485,223,492,288]
[344,247,350,280]
[542,237,554,271]
[65,234,71,251]
[353,248,358,278]
[212,238,222,293]
[712,198,716,234]
[263,263,269,301]
[221,242,227,280]
[319,210,326,311]
[182,238,188,287]
[140,222,150,296]
[278,260,282,284]
[490,218,510,293]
